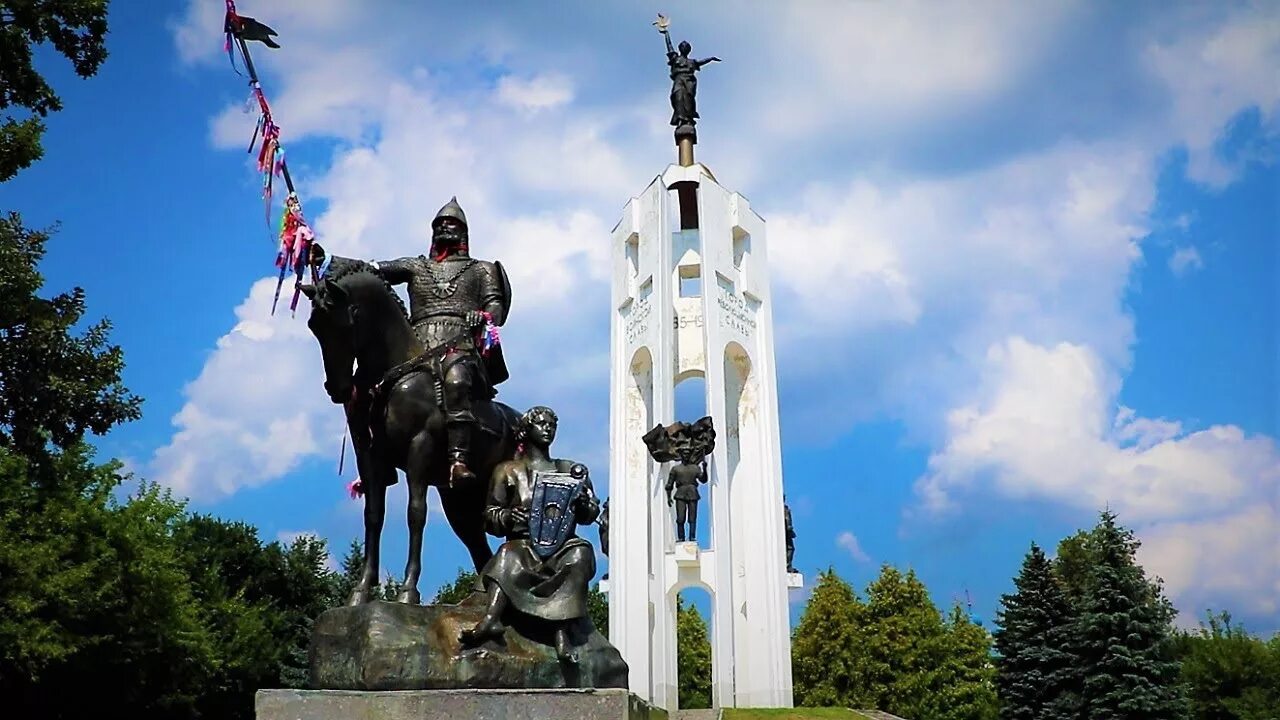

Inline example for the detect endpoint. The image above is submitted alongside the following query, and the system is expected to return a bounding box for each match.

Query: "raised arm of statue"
[663,30,675,57]
[370,257,415,285]
[695,56,721,69]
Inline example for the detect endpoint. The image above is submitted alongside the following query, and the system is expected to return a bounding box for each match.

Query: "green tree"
[170,517,343,718]
[1175,611,1280,720]
[0,449,221,719]
[792,568,868,708]
[0,213,141,468]
[923,604,1000,720]
[432,567,480,604]
[587,583,609,636]
[862,565,949,717]
[1,0,110,181]
[380,573,401,601]
[676,594,712,709]
[334,539,363,604]
[993,542,1078,720]
[1065,510,1187,719]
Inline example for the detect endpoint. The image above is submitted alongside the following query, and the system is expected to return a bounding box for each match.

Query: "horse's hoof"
[347,588,372,606]
[396,587,422,605]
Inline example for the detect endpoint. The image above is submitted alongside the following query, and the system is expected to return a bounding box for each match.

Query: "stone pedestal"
[310,600,627,691]
[257,688,666,720]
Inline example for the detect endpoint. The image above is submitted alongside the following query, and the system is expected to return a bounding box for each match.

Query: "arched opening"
[672,372,712,547]
[611,346,654,648]
[674,586,714,709]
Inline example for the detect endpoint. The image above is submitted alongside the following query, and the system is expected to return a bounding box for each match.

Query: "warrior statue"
[642,416,715,543]
[665,447,707,542]
[461,406,601,665]
[370,197,511,485]
[784,498,797,573]
[654,14,720,136]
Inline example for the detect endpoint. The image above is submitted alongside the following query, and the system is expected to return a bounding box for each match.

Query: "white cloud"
[1143,3,1280,186]
[836,531,871,564]
[1139,505,1280,623]
[495,73,574,113]
[149,277,342,502]
[1169,245,1204,276]
[762,0,1082,137]
[917,337,1280,614]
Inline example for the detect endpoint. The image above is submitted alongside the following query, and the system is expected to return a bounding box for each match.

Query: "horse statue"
[299,256,522,605]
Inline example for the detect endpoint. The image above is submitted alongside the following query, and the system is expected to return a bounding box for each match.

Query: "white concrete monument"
[606,156,795,710]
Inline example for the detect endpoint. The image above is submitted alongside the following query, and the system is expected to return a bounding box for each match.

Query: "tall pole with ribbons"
[223,0,318,315]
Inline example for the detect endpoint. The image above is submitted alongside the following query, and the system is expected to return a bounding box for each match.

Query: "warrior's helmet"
[433,196,468,232]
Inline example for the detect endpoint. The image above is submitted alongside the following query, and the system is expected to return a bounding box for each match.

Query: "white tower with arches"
[606,159,795,711]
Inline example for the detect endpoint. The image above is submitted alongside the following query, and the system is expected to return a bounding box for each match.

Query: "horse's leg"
[440,480,495,574]
[348,448,393,606]
[350,479,388,606]
[396,429,432,604]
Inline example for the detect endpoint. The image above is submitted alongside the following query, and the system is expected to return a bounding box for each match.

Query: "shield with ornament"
[528,471,586,559]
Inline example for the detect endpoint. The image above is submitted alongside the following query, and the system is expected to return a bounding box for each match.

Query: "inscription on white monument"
[626,297,652,343]
[717,285,756,337]
[673,311,703,330]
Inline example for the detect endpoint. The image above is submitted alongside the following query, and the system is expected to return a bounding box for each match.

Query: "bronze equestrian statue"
[299,213,520,605]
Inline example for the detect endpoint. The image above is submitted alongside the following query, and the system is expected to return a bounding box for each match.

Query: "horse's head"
[300,275,362,404]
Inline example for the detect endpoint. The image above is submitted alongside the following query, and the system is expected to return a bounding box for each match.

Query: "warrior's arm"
[483,464,518,537]
[370,257,415,285]
[478,262,508,325]
[664,31,675,56]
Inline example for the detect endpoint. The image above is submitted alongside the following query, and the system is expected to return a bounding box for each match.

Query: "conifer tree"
[993,542,1077,720]
[1066,511,1188,719]
[791,568,868,707]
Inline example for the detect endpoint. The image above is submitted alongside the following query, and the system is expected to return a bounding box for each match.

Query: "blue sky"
[3,1,1277,635]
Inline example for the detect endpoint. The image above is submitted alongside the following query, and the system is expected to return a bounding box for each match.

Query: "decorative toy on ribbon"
[272,193,316,314]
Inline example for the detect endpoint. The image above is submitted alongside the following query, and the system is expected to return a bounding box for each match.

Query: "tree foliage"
[793,568,869,708]
[923,604,999,720]
[792,565,998,719]
[1064,511,1187,719]
[432,567,480,604]
[587,582,608,636]
[1174,611,1280,720]
[993,542,1077,720]
[0,0,110,181]
[0,213,141,468]
[676,594,713,709]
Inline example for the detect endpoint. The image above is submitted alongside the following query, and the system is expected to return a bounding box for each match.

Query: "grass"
[722,709,868,719]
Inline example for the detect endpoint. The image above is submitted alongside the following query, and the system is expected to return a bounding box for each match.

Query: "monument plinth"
[309,600,627,691]
[258,688,666,720]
